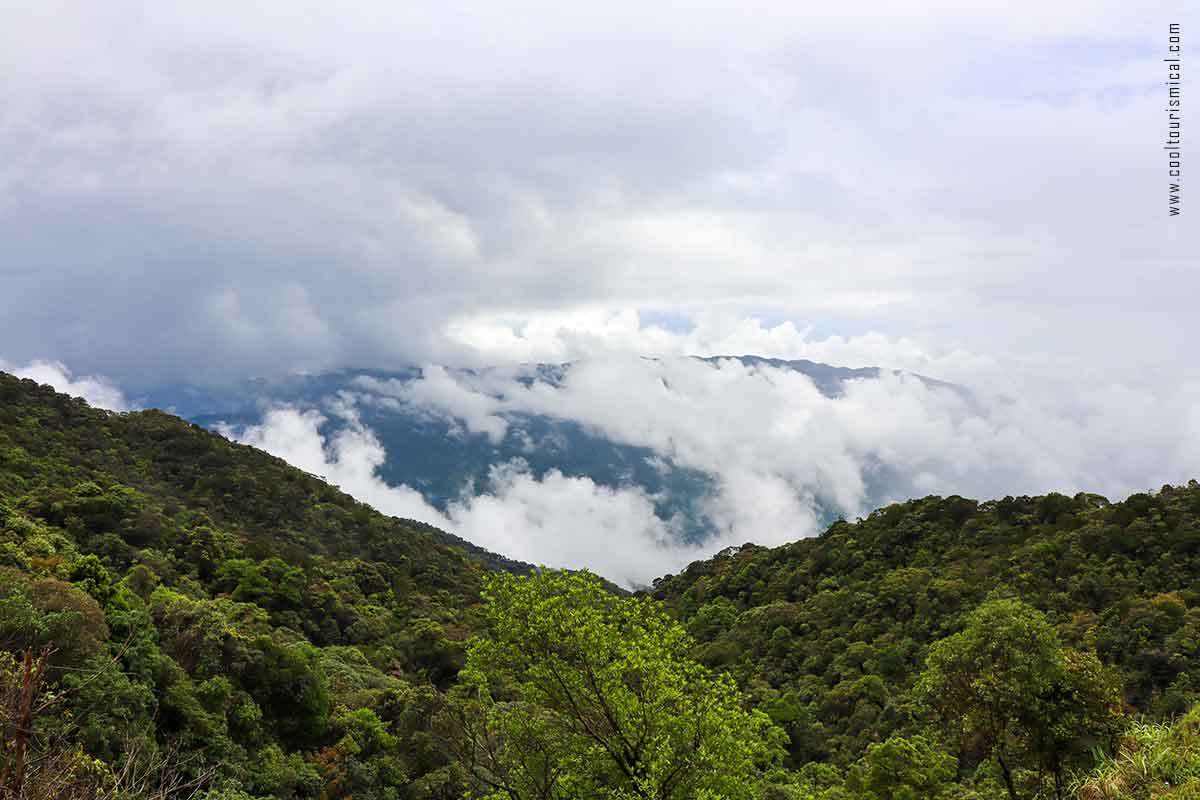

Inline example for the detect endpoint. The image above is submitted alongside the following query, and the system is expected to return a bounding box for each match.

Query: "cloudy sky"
[2,1,1198,583]
[3,0,1196,389]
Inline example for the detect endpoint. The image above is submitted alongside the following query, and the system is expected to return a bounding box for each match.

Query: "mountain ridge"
[135,356,973,550]
[3,369,1200,798]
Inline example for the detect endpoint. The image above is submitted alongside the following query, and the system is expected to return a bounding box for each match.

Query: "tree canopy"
[445,571,784,799]
[2,370,1200,800]
[916,598,1122,800]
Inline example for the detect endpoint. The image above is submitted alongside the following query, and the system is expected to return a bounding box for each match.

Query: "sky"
[2,0,1197,390]
[2,1,1198,584]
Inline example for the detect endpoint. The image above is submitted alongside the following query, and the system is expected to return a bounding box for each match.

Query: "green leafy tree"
[312,707,406,799]
[242,636,331,749]
[917,598,1061,798]
[916,598,1123,800]
[845,735,957,800]
[1021,648,1124,799]
[445,571,784,800]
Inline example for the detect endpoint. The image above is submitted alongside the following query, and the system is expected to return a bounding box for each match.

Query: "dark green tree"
[916,598,1123,800]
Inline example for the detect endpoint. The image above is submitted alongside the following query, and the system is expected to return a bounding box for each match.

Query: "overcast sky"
[2,0,1197,392]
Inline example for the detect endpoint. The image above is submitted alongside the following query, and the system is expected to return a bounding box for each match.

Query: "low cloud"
[220,355,1200,587]
[11,352,1200,589]
[443,310,1008,391]
[356,366,510,444]
[220,405,712,587]
[2,358,131,411]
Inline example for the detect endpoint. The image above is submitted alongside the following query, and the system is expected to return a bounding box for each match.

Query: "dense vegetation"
[651,482,1200,796]
[444,571,783,799]
[2,371,1199,799]
[0,372,524,798]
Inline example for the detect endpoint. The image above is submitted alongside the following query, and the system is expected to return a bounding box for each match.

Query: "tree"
[0,646,209,800]
[443,571,784,800]
[241,636,330,749]
[915,598,1123,800]
[845,735,957,800]
[0,646,56,798]
[1021,648,1124,800]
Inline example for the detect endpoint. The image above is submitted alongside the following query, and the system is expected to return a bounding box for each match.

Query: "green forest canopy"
[1,370,1199,799]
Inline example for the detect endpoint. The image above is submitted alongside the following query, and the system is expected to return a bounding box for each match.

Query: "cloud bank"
[222,405,698,587]
[220,355,1200,587]
[8,349,1198,587]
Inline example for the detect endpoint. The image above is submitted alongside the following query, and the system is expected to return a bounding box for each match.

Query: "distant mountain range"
[6,364,1198,799]
[138,356,963,546]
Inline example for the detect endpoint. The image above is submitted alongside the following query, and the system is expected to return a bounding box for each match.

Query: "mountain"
[139,357,964,546]
[4,370,1198,799]
[0,372,530,578]
[649,486,1200,767]
[0,369,531,796]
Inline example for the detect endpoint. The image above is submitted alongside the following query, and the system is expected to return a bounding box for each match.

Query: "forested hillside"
[2,371,1199,799]
[0,372,524,798]
[651,485,1200,794]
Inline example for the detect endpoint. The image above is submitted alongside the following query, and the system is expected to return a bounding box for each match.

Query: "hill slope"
[3,370,1199,799]
[1,371,529,577]
[650,487,1200,766]
[0,370,530,796]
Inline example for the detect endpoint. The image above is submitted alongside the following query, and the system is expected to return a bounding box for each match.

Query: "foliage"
[844,735,958,800]
[651,486,1200,769]
[915,599,1123,799]
[4,370,1200,800]
[445,571,785,799]
[0,372,515,798]
[1069,705,1200,799]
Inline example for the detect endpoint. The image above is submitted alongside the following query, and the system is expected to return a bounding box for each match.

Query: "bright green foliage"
[1070,705,1200,799]
[652,487,1200,768]
[845,735,958,800]
[449,570,785,799]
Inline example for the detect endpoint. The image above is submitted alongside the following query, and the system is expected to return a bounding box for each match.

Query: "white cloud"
[217,406,440,523]
[221,404,714,587]
[2,358,130,411]
[443,310,1005,388]
[372,355,1200,537]
[355,367,509,444]
[14,348,1200,591]
[443,462,699,588]
[221,353,1200,588]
